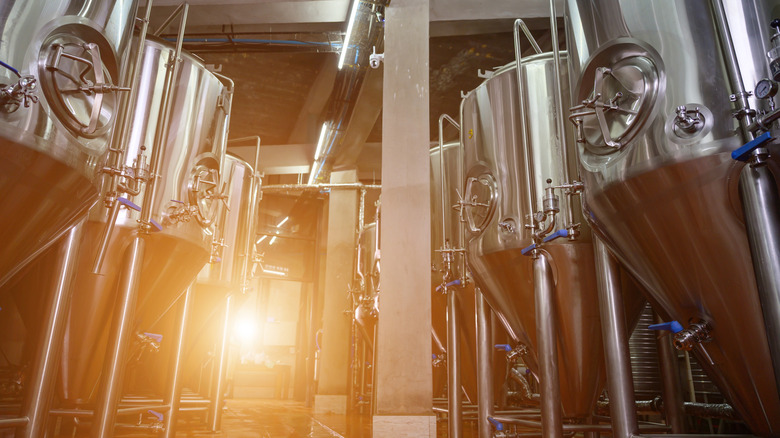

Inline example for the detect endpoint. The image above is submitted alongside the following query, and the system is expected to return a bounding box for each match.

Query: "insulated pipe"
[476,291,495,438]
[140,3,189,231]
[162,286,194,438]
[208,294,233,431]
[447,286,463,438]
[533,252,563,438]
[18,223,83,438]
[739,156,780,400]
[91,236,146,437]
[654,313,686,433]
[593,236,638,438]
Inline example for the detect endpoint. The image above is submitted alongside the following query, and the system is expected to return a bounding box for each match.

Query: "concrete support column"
[374,0,435,435]
[315,170,359,414]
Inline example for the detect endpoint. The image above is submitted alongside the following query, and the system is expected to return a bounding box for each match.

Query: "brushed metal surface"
[53,36,229,404]
[0,0,138,286]
[461,54,644,419]
[565,0,780,434]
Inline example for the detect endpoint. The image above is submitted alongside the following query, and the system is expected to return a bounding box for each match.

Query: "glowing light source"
[262,268,287,277]
[338,0,360,70]
[256,235,267,244]
[276,217,289,227]
[234,317,258,344]
[269,236,277,246]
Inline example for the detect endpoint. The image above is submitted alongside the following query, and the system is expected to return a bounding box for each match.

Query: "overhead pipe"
[308,0,389,183]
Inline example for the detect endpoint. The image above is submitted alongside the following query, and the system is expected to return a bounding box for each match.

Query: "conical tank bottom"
[0,126,97,288]
[53,220,209,404]
[586,152,780,436]
[470,239,645,419]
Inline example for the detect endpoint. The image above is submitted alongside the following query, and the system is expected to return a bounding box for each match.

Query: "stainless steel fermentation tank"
[0,0,137,286]
[49,34,231,406]
[461,55,644,420]
[429,141,487,405]
[565,0,780,435]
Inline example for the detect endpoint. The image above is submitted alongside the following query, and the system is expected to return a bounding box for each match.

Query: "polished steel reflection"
[0,0,138,286]
[461,54,642,419]
[564,1,780,433]
[533,252,563,438]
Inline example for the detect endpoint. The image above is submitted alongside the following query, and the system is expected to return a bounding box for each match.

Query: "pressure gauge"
[755,78,778,100]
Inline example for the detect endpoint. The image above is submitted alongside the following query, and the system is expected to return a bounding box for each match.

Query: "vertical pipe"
[140,4,189,230]
[18,223,83,438]
[208,294,233,431]
[513,20,537,220]
[533,252,563,438]
[593,236,638,438]
[654,313,686,433]
[476,290,494,438]
[447,288,463,438]
[710,0,753,140]
[548,0,574,231]
[162,286,194,438]
[739,159,780,399]
[92,236,146,437]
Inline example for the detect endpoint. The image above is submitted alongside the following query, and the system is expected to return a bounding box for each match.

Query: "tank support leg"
[593,236,638,438]
[476,290,495,438]
[447,287,463,438]
[654,312,685,433]
[92,236,146,437]
[739,155,780,400]
[162,286,193,438]
[533,252,563,438]
[18,222,83,437]
[208,294,233,431]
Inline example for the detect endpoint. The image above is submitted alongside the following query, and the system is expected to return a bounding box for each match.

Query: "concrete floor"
[171,399,473,437]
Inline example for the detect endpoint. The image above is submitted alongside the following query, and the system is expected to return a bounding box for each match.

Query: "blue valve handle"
[118,197,163,232]
[488,417,504,431]
[732,131,774,161]
[520,243,537,256]
[118,197,141,211]
[143,332,163,343]
[648,321,684,334]
[543,229,569,243]
[435,279,462,292]
[148,410,164,422]
[495,344,512,352]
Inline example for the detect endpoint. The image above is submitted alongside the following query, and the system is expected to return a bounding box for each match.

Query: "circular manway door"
[573,39,662,155]
[39,31,123,138]
[463,172,497,234]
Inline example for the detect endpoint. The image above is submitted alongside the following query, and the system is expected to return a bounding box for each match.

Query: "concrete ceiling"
[147,0,562,180]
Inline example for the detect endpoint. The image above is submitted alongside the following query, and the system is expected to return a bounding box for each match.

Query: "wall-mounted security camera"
[369,46,384,69]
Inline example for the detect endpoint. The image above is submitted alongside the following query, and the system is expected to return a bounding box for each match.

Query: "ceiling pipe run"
[308,0,389,184]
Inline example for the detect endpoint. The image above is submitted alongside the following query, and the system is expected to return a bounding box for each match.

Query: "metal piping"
[209,294,233,431]
[533,252,563,438]
[91,236,146,437]
[547,2,575,233]
[654,313,686,433]
[593,236,638,438]
[710,0,753,140]
[438,114,460,249]
[739,155,780,400]
[309,0,388,183]
[513,19,539,224]
[140,3,189,232]
[162,286,194,438]
[18,223,82,437]
[476,291,494,438]
[262,183,381,192]
[447,283,463,438]
[488,416,671,433]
